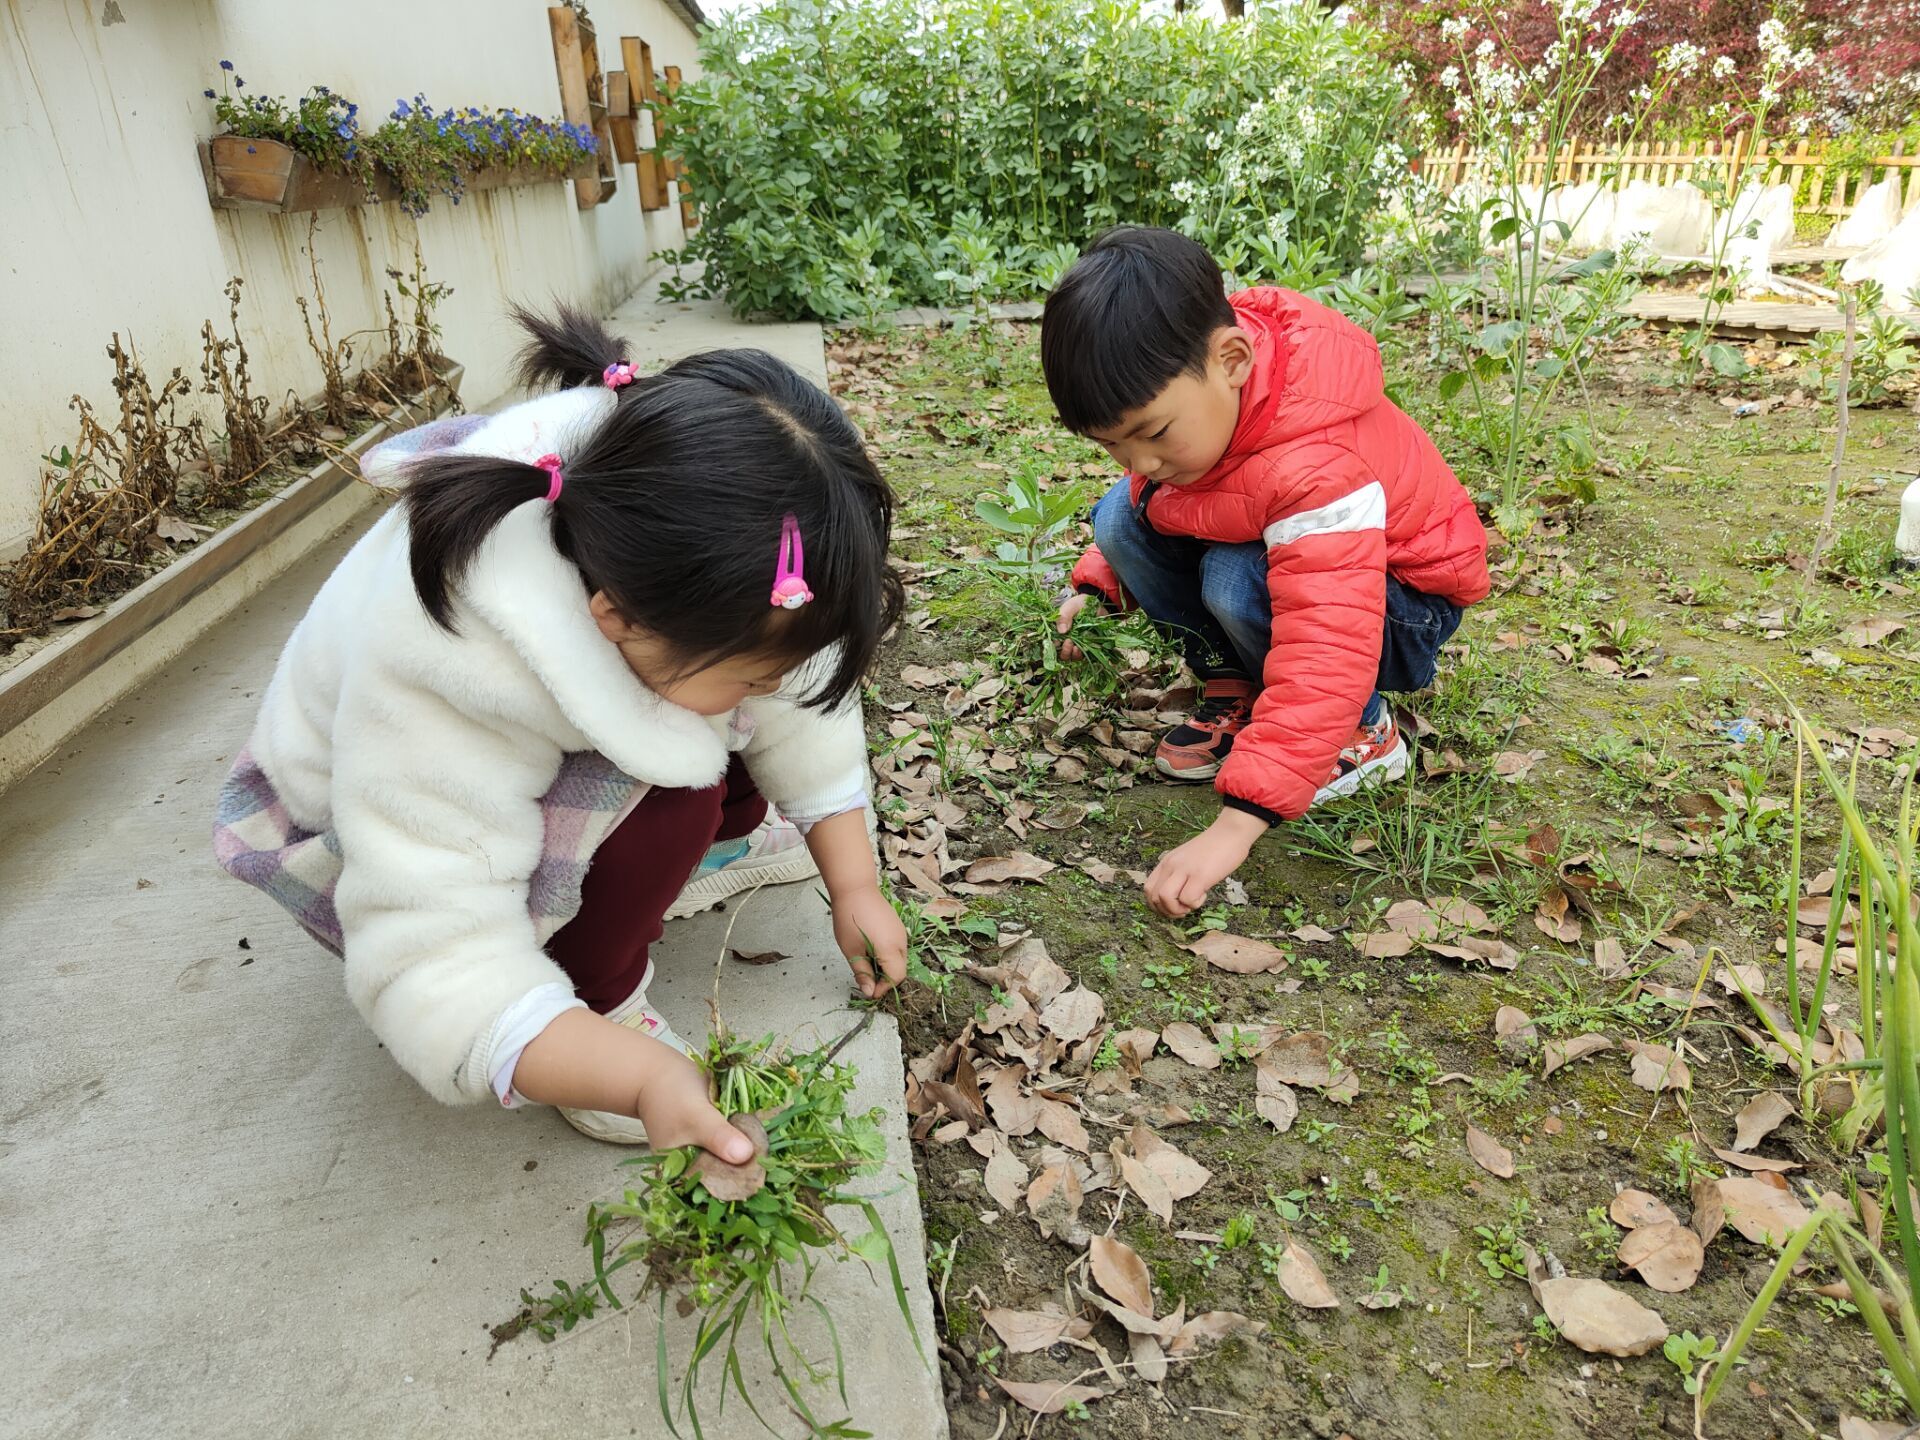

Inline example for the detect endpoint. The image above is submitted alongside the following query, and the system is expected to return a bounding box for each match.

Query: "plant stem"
[1805,289,1856,578]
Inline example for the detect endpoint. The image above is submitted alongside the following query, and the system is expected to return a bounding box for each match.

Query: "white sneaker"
[1310,709,1410,808]
[558,981,697,1146]
[663,812,819,922]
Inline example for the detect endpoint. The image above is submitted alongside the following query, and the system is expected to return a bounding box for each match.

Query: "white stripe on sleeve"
[1262,481,1386,549]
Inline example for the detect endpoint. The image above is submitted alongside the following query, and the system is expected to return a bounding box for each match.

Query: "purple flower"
[234,77,245,88]
[204,88,216,99]
[219,59,233,70]
[394,98,411,118]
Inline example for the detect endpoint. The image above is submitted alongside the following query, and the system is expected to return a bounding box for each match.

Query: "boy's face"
[1084,327,1255,488]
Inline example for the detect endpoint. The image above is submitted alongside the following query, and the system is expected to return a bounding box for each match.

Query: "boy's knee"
[1090,482,1137,558]
[1198,546,1267,624]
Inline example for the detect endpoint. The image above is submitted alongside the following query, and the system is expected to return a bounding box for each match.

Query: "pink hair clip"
[602,361,638,389]
[770,513,813,610]
[533,453,564,505]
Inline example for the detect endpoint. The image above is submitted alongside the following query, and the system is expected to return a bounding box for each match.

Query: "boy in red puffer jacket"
[1043,227,1490,919]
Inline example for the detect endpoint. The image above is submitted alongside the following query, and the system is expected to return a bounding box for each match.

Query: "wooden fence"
[1418,137,1920,219]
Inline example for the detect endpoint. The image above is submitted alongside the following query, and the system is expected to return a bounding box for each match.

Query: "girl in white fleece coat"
[214,306,908,1166]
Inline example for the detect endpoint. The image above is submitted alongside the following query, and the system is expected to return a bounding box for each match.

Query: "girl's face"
[590,592,790,715]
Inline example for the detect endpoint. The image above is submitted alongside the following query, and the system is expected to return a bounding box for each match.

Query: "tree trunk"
[1222,0,1245,16]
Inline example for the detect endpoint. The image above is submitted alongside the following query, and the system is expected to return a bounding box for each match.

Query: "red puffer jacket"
[1071,286,1491,821]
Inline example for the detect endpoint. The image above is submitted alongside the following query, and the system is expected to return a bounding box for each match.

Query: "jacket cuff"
[1221,794,1284,828]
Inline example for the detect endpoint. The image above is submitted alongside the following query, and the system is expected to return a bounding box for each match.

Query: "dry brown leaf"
[965,852,1056,884]
[1429,896,1495,933]
[1593,936,1629,978]
[1840,1417,1912,1440]
[984,1146,1028,1211]
[1623,1039,1691,1092]
[1129,1331,1168,1384]
[1542,1033,1613,1077]
[1090,1233,1154,1315]
[1028,1162,1088,1245]
[1422,935,1522,969]
[1466,1125,1515,1179]
[1710,1145,1802,1174]
[1294,924,1338,944]
[1354,930,1415,958]
[1617,1222,1704,1293]
[1275,1240,1340,1309]
[1494,1006,1538,1055]
[1261,1031,1333,1087]
[1035,1098,1092,1154]
[1140,1145,1212,1201]
[995,1377,1105,1415]
[1040,987,1105,1044]
[985,1068,1041,1136]
[1161,1022,1220,1070]
[1732,1091,1794,1152]
[1494,748,1547,782]
[1115,1147,1174,1223]
[1535,1276,1669,1355]
[1610,1189,1679,1230]
[1384,898,1442,939]
[1714,963,1765,997]
[1324,1067,1361,1105]
[1256,1066,1298,1133]
[1185,931,1290,975]
[982,1306,1094,1354]
[1170,1311,1266,1356]
[1840,617,1906,648]
[1534,888,1582,943]
[1707,1176,1812,1245]
[690,1150,768,1202]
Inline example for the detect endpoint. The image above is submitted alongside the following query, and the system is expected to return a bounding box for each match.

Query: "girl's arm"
[806,809,908,999]
[512,1010,754,1162]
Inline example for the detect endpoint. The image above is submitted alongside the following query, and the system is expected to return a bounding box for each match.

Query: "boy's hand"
[1056,593,1101,662]
[832,883,910,1000]
[631,1043,756,1164]
[1146,809,1269,918]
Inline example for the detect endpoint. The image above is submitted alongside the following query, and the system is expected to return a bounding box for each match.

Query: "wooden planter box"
[199,136,598,214]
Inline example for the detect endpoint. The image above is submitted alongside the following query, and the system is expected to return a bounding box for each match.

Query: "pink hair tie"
[533,453,564,505]
[602,361,637,389]
[770,513,813,610]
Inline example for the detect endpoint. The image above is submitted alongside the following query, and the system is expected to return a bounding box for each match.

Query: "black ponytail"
[510,302,626,390]
[400,307,903,711]
[404,453,554,629]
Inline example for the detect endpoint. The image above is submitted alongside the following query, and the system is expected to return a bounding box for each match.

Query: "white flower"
[1440,64,1462,90]
[1758,83,1779,105]
[1441,16,1471,41]
[1206,130,1223,151]
[1712,55,1737,78]
[1660,41,1703,77]
[1757,18,1788,63]
[1611,7,1640,28]
[1170,178,1199,206]
[1475,38,1496,58]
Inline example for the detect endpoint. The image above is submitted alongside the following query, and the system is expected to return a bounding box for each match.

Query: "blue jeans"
[1090,480,1463,723]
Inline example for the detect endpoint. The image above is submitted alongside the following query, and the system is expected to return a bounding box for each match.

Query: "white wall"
[0,0,702,554]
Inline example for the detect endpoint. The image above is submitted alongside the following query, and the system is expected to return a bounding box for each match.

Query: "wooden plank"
[607,71,638,165]
[548,7,601,209]
[621,36,668,211]
[662,63,697,230]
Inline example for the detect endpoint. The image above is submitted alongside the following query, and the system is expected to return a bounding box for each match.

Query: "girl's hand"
[512,1009,752,1163]
[832,883,910,1000]
[632,1044,756,1164]
[1056,592,1101,663]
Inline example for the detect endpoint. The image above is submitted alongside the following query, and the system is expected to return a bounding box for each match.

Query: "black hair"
[402,303,903,710]
[1039,226,1237,436]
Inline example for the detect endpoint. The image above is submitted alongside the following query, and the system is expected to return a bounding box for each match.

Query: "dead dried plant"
[294,216,355,427]
[199,276,272,506]
[4,335,200,630]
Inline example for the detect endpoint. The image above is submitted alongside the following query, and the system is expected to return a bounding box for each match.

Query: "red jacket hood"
[1199,287,1386,483]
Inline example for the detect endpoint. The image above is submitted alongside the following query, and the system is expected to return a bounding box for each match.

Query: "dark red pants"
[546,757,766,1013]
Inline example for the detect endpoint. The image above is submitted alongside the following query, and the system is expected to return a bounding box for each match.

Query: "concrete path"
[0,277,945,1440]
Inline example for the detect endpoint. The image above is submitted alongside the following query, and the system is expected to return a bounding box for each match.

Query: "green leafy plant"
[1808,283,1918,406]
[659,0,1409,320]
[1664,1330,1731,1396]
[549,1027,919,1439]
[1701,703,1920,1422]
[1411,10,1692,535]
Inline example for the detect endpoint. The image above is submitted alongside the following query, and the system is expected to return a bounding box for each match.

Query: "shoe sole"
[1312,736,1409,806]
[1154,755,1226,782]
[663,846,821,922]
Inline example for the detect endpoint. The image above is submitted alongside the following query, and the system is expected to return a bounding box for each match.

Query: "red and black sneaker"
[1154,678,1257,782]
[1311,708,1410,807]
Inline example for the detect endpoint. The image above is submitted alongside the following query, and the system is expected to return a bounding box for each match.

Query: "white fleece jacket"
[247,388,869,1104]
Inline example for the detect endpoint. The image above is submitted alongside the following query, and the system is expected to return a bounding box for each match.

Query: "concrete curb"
[0,367,462,794]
